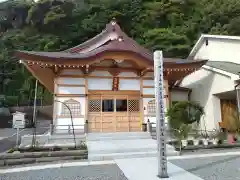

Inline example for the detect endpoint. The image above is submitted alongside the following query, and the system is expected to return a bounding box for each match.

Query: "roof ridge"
[64,20,120,53]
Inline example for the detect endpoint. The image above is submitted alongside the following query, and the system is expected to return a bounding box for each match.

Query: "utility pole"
[154,50,168,178]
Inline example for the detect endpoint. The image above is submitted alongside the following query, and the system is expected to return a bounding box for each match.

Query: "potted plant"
[224,112,240,144]
[210,130,218,145]
[179,124,191,147]
[193,130,201,146]
[166,101,204,148]
[216,131,226,145]
[201,131,209,146]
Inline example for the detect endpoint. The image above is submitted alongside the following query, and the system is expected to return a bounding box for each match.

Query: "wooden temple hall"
[15,20,207,133]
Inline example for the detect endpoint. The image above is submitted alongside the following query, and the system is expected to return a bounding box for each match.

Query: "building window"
[88,99,101,112]
[116,99,127,112]
[62,99,81,116]
[147,99,156,114]
[102,99,114,112]
[128,99,140,112]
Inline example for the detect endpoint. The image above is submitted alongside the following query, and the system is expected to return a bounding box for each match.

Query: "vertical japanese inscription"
[154,51,168,178]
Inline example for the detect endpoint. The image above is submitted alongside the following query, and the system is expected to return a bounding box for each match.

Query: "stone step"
[89,146,158,154]
[87,139,176,154]
[88,150,179,161]
[87,132,151,141]
[50,134,86,140]
[88,143,176,154]
[53,129,85,134]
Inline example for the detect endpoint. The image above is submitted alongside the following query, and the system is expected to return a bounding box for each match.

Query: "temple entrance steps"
[47,129,86,146]
[87,132,152,141]
[47,134,86,145]
[87,132,179,161]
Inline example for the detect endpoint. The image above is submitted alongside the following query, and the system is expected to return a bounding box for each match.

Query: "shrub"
[166,101,204,140]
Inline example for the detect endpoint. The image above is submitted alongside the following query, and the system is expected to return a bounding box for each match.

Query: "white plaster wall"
[119,79,140,90]
[143,88,154,95]
[56,118,84,130]
[57,86,85,94]
[54,97,85,130]
[143,80,154,86]
[118,72,138,77]
[142,79,168,125]
[170,91,188,102]
[90,71,112,76]
[57,78,85,85]
[88,78,112,90]
[195,38,240,64]
[181,68,235,131]
[144,72,154,77]
[143,98,167,127]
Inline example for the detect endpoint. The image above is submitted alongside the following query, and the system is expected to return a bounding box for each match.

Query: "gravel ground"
[0,164,128,180]
[170,155,240,180]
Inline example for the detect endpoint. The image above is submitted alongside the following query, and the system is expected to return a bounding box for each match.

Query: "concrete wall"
[170,91,188,103]
[195,38,240,64]
[181,68,235,131]
[55,76,85,130]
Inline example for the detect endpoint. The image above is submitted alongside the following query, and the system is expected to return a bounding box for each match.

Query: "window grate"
[128,99,140,112]
[147,99,156,114]
[61,99,81,116]
[88,99,101,112]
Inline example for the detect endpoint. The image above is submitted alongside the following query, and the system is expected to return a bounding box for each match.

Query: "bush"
[167,101,204,127]
[166,101,204,140]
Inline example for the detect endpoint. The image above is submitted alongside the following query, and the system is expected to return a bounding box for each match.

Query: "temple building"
[15,20,207,133]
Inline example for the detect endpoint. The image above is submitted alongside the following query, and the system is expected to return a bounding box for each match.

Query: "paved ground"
[2,151,240,180]
[181,147,240,155]
[170,155,240,180]
[0,120,50,153]
[0,164,128,180]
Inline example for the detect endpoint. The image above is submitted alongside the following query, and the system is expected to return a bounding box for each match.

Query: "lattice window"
[147,99,156,114]
[128,100,140,112]
[88,99,101,112]
[61,99,81,116]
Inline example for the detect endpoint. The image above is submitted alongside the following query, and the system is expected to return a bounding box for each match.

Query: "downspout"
[187,89,192,101]
[234,81,240,117]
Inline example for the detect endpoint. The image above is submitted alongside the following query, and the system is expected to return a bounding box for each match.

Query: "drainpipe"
[234,81,240,115]
[187,89,192,101]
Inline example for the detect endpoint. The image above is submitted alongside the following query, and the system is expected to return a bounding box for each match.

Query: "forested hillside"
[0,0,239,106]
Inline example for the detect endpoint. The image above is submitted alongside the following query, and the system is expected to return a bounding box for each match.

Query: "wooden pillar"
[85,77,88,122]
[164,79,170,110]
[53,77,57,126]
[140,76,144,130]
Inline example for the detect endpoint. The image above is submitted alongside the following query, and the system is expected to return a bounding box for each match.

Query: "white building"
[180,34,240,131]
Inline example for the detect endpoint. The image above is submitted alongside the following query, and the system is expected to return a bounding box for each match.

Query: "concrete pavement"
[2,139,240,180]
[2,150,240,180]
[0,164,128,180]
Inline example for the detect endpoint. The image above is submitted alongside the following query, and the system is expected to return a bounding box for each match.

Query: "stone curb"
[175,143,240,151]
[0,155,88,167]
[0,150,88,160]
